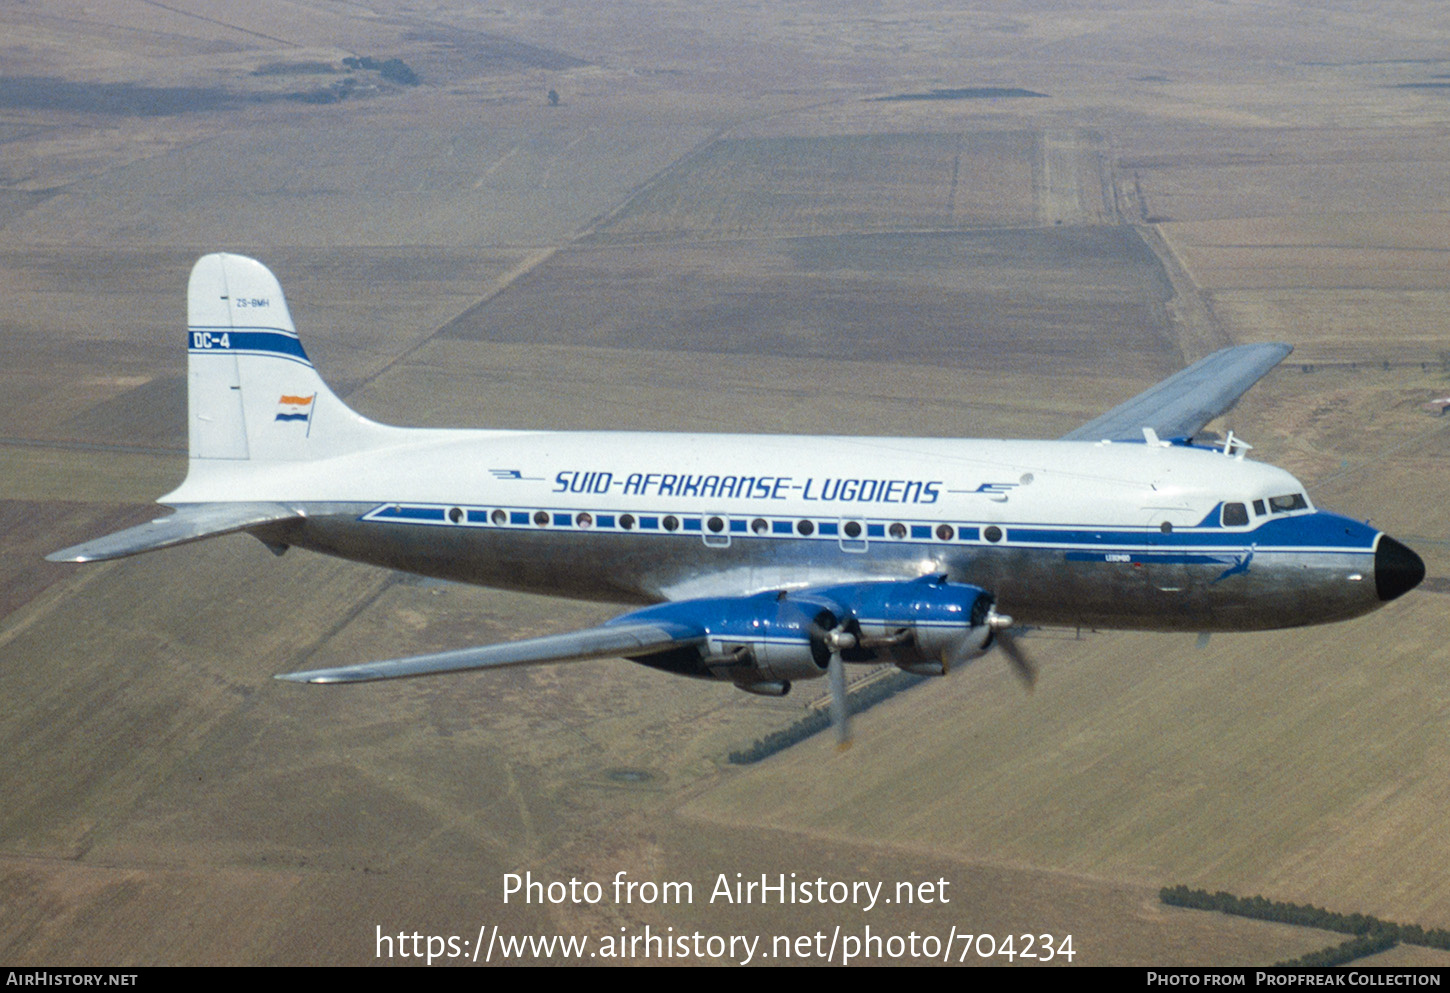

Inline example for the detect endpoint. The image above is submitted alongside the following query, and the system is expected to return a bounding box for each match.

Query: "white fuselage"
[166,430,1386,632]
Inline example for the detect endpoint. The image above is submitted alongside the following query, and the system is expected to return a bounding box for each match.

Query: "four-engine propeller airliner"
[50,254,1425,744]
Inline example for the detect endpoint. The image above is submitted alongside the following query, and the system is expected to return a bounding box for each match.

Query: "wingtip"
[274,671,330,684]
[275,669,369,684]
[46,541,107,563]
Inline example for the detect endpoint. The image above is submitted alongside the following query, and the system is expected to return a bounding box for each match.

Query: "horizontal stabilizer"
[1061,343,1292,443]
[47,502,299,563]
[275,621,698,684]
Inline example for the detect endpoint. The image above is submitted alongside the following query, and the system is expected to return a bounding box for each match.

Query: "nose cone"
[1375,535,1425,602]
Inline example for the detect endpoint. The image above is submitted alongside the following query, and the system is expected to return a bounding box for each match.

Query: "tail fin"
[49,255,391,564]
[186,253,394,462]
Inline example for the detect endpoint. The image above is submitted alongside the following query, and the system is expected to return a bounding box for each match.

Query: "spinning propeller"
[985,607,1036,690]
[809,609,859,750]
[809,601,1036,751]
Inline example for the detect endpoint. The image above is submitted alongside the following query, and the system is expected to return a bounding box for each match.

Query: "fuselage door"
[1141,501,1196,594]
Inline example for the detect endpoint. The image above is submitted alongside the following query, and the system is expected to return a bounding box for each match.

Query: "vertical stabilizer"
[186,254,395,463]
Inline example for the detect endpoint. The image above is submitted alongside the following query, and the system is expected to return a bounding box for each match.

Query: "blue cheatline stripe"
[367,505,447,522]
[187,327,311,365]
[355,503,1376,555]
[190,324,300,341]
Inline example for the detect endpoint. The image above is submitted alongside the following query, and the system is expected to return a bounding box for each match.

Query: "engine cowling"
[803,576,997,673]
[619,576,997,690]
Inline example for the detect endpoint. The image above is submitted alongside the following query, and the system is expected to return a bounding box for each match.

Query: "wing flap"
[46,502,299,563]
[1061,343,1292,443]
[275,621,701,684]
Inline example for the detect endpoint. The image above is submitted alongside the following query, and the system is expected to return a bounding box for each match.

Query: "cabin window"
[984,525,1003,543]
[1221,502,1249,527]
[751,518,769,535]
[936,524,955,541]
[843,520,863,539]
[707,516,726,533]
[576,512,593,529]
[796,520,815,536]
[620,514,636,530]
[663,515,680,532]
[448,507,463,524]
[491,509,507,526]
[1252,499,1266,516]
[888,522,907,540]
[533,510,550,526]
[1269,493,1308,513]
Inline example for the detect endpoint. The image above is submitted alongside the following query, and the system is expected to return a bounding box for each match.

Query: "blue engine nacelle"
[627,590,835,684]
[618,576,997,689]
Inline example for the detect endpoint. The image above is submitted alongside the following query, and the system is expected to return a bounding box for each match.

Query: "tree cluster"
[1159,884,1450,966]
[342,56,420,86]
[1278,932,1399,968]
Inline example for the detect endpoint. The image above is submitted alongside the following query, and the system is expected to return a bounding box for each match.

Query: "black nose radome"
[1375,535,1425,602]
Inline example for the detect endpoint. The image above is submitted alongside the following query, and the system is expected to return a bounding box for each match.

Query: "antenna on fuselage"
[1222,431,1253,460]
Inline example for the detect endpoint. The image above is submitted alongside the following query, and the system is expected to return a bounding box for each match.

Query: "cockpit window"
[1252,499,1266,516]
[1222,502,1249,527]
[1269,493,1309,513]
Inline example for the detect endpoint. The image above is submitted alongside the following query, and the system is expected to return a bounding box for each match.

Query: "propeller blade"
[996,629,1037,691]
[827,652,851,750]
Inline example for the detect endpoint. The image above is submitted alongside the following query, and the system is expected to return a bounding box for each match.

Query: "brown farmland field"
[2,0,1449,969]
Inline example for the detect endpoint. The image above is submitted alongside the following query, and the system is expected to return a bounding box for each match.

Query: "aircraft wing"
[47,502,300,563]
[1060,343,1292,443]
[275,620,702,684]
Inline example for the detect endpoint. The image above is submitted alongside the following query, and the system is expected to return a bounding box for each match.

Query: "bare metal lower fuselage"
[261,503,1386,634]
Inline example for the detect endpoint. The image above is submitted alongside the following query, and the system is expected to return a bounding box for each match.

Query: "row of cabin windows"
[1221,492,1309,527]
[474,509,965,541]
